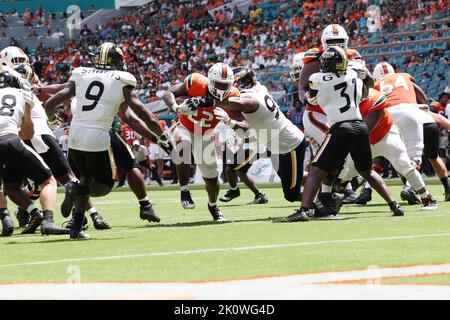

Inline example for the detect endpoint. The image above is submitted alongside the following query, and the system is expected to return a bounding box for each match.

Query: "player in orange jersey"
[296,24,370,208]
[373,62,450,201]
[162,63,239,221]
[341,88,437,210]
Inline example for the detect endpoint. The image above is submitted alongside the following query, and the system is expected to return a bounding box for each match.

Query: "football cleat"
[208,204,225,222]
[421,194,438,211]
[355,188,372,205]
[70,229,91,240]
[61,181,79,218]
[342,189,358,204]
[21,209,43,234]
[219,188,240,202]
[41,220,70,236]
[139,204,161,223]
[181,190,195,209]
[1,213,14,237]
[444,190,450,202]
[14,207,30,228]
[62,216,88,230]
[316,192,344,216]
[90,213,111,230]
[280,208,310,222]
[389,201,405,217]
[400,186,421,205]
[248,193,268,205]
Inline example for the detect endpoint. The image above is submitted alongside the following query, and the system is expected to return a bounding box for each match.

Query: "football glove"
[214,107,236,128]
[156,132,173,155]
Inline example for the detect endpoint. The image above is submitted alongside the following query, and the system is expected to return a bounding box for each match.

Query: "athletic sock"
[321,184,332,193]
[254,190,261,196]
[139,199,150,208]
[344,182,352,191]
[87,207,97,214]
[230,186,238,191]
[440,177,450,192]
[419,191,429,199]
[180,185,189,192]
[26,204,38,214]
[208,201,217,207]
[364,181,371,189]
[42,210,54,221]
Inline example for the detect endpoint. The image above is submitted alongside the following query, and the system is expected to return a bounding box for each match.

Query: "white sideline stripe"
[2,233,450,269]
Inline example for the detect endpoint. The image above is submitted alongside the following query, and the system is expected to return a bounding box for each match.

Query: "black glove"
[156,132,174,155]
[186,96,215,109]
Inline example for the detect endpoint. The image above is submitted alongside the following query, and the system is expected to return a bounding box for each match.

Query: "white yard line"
[2,233,450,269]
[2,263,450,299]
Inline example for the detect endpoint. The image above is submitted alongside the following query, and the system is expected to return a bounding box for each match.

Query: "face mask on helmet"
[0,46,29,68]
[13,64,34,83]
[208,63,234,100]
[233,67,256,90]
[321,25,349,50]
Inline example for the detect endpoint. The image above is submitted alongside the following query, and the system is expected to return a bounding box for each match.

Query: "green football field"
[1,181,450,289]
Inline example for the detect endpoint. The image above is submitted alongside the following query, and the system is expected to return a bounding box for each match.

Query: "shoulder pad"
[118,71,137,88]
[347,49,363,60]
[69,67,84,83]
[303,48,321,65]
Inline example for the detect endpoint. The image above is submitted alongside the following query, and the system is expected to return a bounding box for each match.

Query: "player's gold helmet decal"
[94,42,126,71]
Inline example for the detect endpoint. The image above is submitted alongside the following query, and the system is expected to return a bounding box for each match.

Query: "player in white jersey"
[282,46,404,221]
[186,68,307,204]
[44,42,169,239]
[0,70,60,236]
[1,64,105,233]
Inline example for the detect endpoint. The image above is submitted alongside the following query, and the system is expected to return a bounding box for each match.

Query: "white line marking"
[2,233,450,269]
[2,264,450,299]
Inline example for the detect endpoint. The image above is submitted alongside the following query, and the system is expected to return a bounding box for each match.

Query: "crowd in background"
[1,0,450,180]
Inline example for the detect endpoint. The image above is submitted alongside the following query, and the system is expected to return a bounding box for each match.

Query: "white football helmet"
[321,24,349,50]
[207,62,234,101]
[0,46,29,68]
[373,62,395,81]
[290,52,305,81]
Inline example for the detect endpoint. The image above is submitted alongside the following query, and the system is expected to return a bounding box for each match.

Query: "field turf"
[1,182,450,286]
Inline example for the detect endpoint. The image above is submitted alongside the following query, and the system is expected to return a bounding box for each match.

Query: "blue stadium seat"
[419,42,432,51]
[379,46,391,54]
[391,44,406,53]
[433,40,447,50]
[405,43,418,51]
[366,47,379,55]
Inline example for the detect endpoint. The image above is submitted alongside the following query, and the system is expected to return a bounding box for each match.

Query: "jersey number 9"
[82,81,105,111]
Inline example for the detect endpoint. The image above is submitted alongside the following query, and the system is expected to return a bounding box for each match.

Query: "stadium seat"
[433,40,447,50]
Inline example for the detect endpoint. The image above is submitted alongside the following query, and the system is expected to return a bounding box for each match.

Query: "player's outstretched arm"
[214,97,259,114]
[123,86,173,153]
[162,83,187,112]
[44,81,75,121]
[117,104,157,141]
[123,86,164,137]
[36,82,68,96]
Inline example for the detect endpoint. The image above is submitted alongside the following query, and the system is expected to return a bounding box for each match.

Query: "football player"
[0,186,14,236]
[340,87,437,209]
[218,67,268,205]
[297,24,368,206]
[44,42,169,239]
[185,67,306,206]
[162,63,239,221]
[283,47,404,221]
[0,70,61,235]
[373,62,450,201]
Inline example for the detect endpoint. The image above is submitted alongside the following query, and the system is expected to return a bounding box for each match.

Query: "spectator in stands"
[51,28,64,39]
[24,8,32,26]
[80,24,92,37]
[89,4,96,13]
[287,102,305,131]
[28,28,38,38]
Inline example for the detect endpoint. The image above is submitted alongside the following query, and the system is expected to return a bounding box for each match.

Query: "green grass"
[1,183,450,284]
